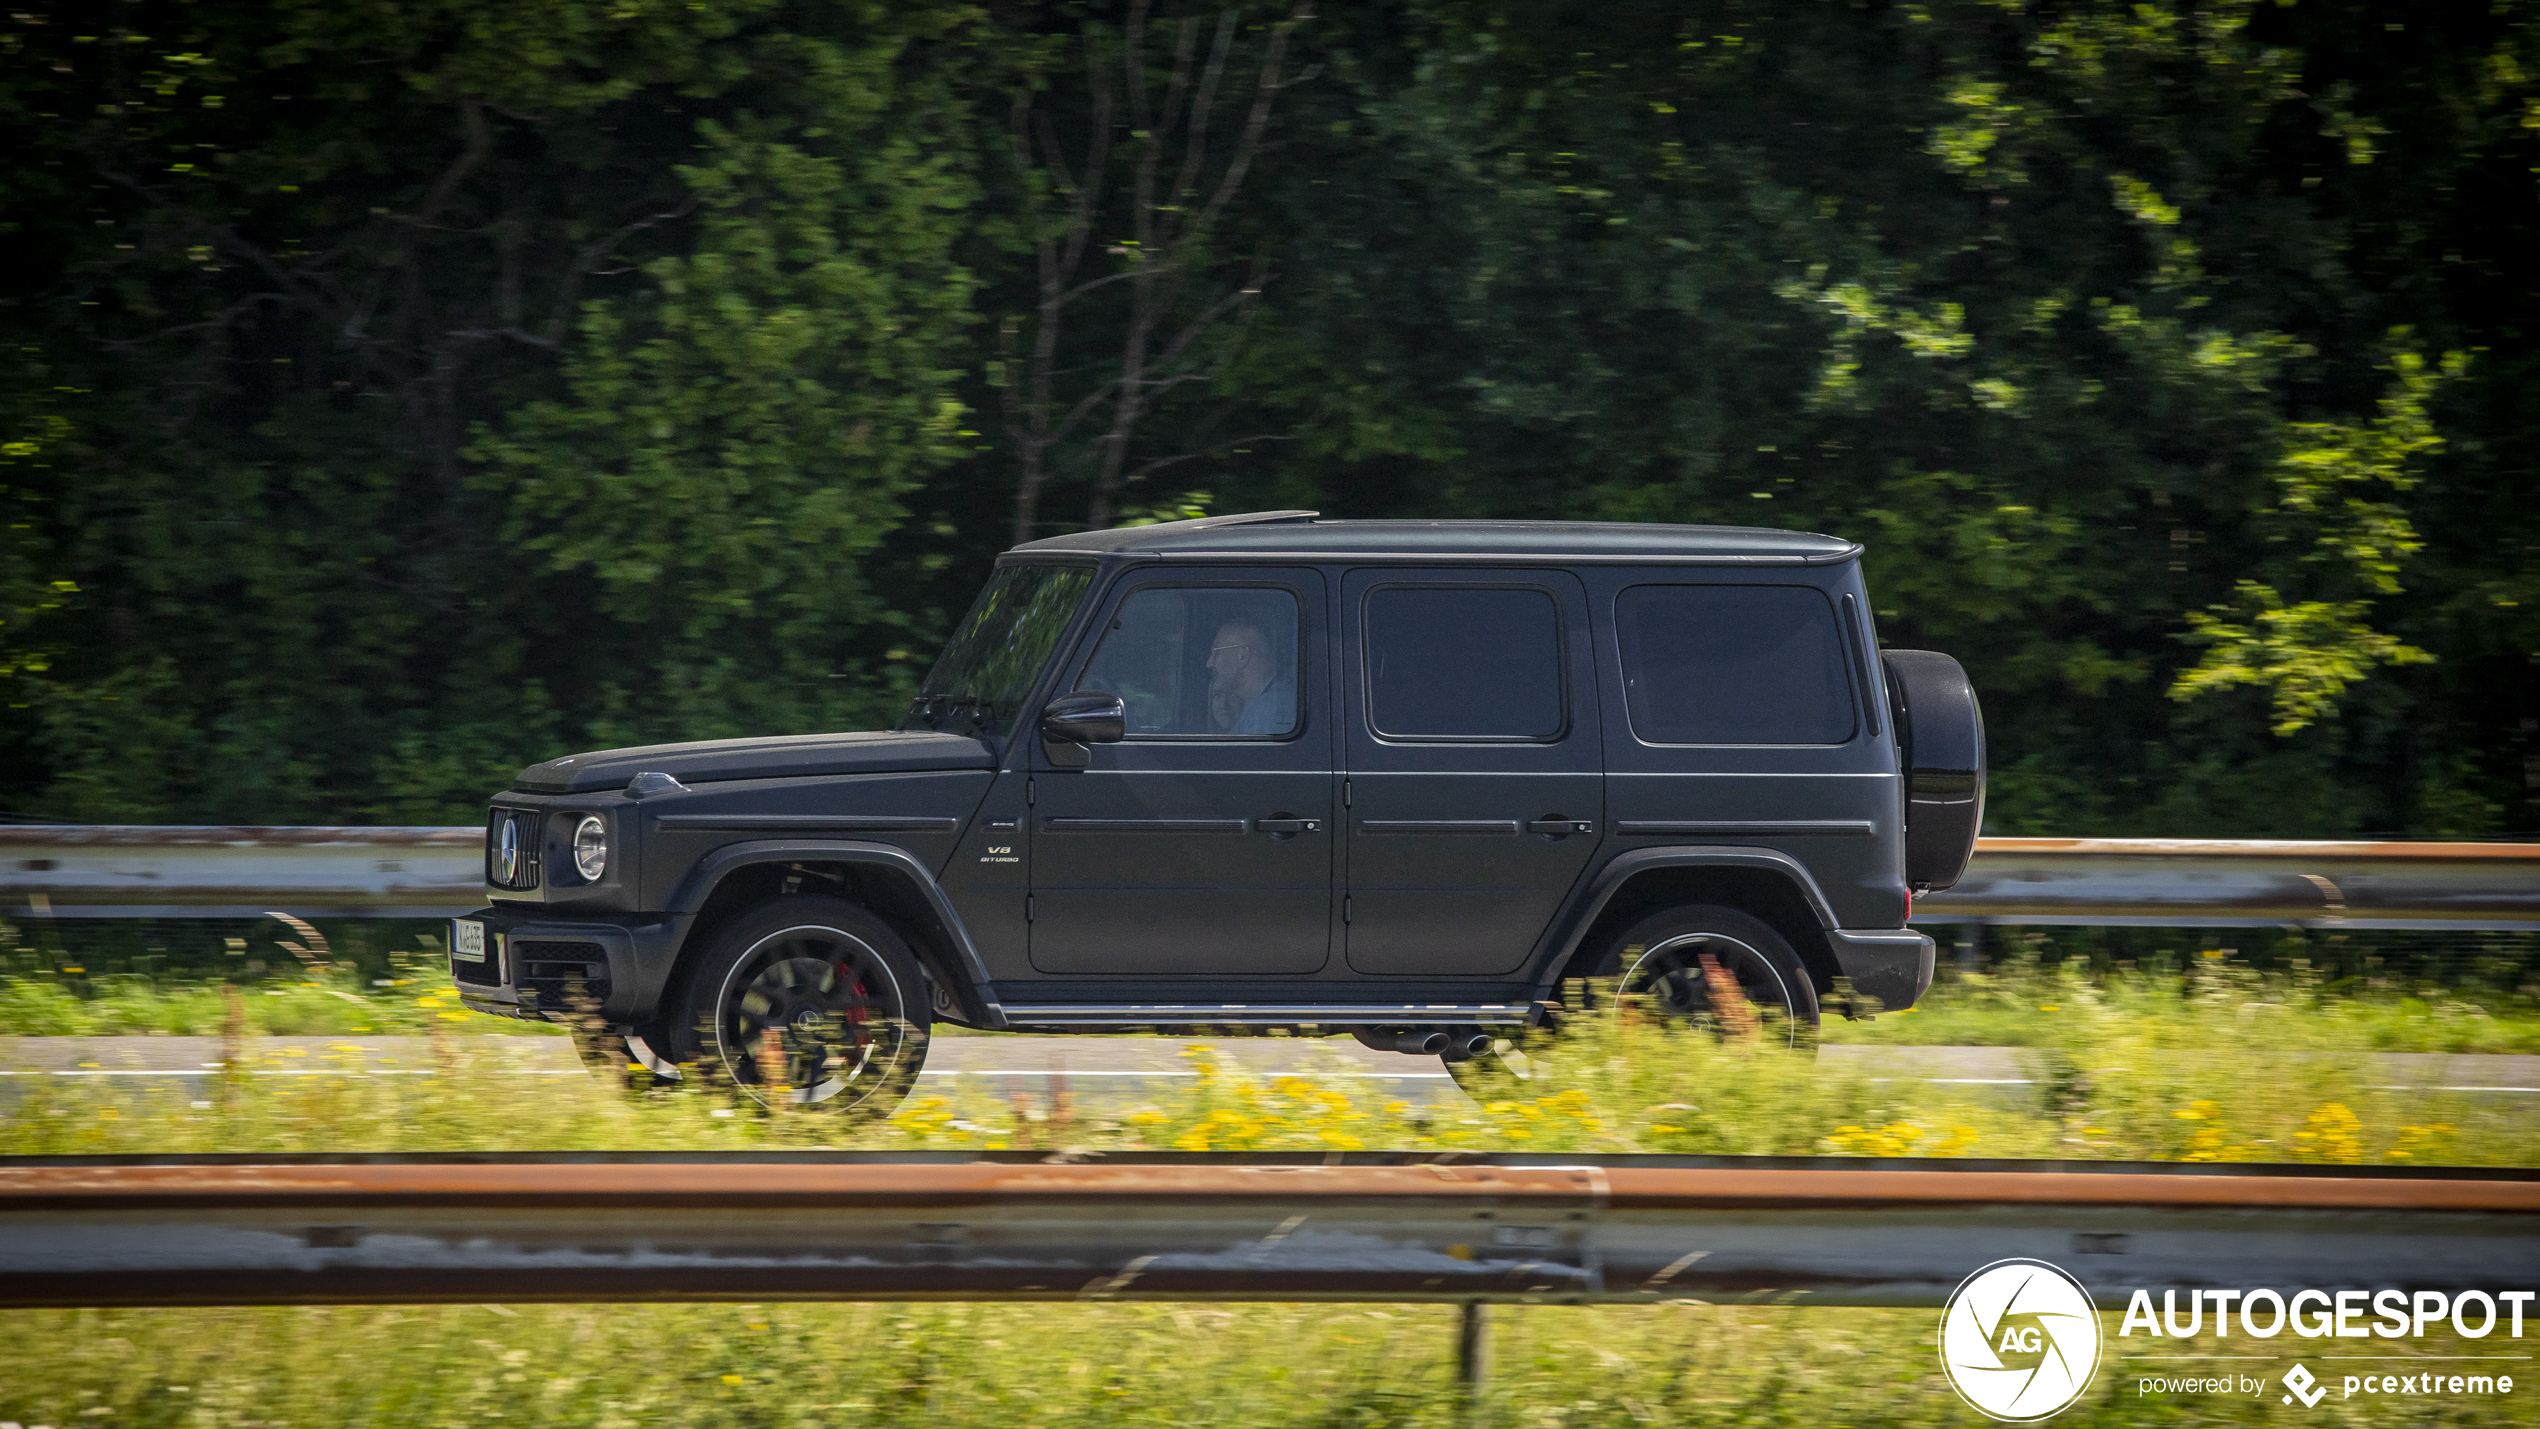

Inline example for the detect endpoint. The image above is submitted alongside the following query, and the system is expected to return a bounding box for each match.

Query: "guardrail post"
[1457,1300,1491,1423]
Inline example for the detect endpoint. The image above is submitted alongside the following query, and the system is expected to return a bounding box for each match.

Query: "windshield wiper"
[902,694,999,738]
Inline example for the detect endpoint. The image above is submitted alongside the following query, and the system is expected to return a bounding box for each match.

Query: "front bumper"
[1826,928,1936,1014]
[448,906,690,1025]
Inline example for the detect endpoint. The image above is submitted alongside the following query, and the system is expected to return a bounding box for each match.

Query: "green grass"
[1824,951,2540,1054]
[3,936,2536,1163]
[6,925,2537,1051]
[8,916,2536,1052]
[5,961,2533,1166]
[4,948,2534,1426]
[0,970,563,1038]
[4,1301,2526,1429]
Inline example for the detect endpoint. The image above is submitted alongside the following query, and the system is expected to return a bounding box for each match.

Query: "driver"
[1206,620,1295,735]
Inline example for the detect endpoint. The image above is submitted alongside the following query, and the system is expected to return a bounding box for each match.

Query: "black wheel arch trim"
[1529,846,1844,1000]
[664,839,1005,1029]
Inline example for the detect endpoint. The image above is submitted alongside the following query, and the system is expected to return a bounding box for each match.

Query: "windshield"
[897,563,1094,739]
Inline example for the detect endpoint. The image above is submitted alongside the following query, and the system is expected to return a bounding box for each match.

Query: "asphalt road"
[6,1035,2536,1110]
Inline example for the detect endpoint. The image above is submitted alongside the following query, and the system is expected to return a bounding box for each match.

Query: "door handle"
[1255,817,1322,835]
[1526,818,1595,837]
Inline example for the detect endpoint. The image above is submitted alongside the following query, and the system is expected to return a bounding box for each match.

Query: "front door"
[1028,568,1334,976]
[1341,570,1602,977]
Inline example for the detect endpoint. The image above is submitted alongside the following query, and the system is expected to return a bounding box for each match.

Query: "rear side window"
[1616,585,1855,745]
[1364,586,1563,740]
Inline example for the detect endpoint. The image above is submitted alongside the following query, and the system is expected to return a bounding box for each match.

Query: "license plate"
[452,919,487,962]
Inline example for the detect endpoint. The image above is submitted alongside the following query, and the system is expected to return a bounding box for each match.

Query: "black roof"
[1009,512,1860,565]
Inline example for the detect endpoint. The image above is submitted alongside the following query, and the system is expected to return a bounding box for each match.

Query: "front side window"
[1364,586,1564,740]
[1616,584,1855,745]
[1078,586,1300,738]
[898,563,1093,738]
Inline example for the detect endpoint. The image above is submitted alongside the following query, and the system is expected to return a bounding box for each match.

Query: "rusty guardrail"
[2,827,2536,929]
[1,1154,2533,1309]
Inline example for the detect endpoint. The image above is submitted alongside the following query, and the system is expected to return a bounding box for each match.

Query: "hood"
[513,730,994,795]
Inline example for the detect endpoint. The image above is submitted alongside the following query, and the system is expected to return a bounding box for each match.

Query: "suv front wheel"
[1444,903,1819,1097]
[656,896,933,1117]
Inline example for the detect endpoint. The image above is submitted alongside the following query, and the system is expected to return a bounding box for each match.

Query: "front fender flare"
[1529,845,1842,1001]
[667,839,1004,1028]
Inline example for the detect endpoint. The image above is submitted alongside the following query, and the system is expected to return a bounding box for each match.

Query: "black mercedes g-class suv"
[451,513,1983,1113]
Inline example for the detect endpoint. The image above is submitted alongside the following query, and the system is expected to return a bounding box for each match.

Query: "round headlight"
[572,815,608,882]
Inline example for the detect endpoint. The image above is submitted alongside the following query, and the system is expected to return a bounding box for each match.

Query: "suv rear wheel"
[1592,904,1820,1048]
[1443,903,1819,1097]
[655,896,932,1117]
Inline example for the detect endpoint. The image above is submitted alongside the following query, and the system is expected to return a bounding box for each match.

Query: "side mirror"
[1040,691,1126,761]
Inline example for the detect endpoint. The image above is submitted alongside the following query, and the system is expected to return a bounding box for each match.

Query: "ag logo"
[1939,1258,2103,1422]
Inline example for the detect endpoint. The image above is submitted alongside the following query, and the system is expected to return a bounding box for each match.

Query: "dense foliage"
[3,0,2535,833]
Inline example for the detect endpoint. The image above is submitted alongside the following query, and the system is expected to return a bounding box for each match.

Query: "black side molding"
[1042,818,1249,835]
[1615,820,1874,838]
[654,815,961,833]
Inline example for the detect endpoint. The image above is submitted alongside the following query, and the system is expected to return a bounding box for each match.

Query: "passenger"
[1206,620,1294,735]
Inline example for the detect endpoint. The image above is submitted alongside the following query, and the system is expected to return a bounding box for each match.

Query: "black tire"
[655,896,933,1117]
[609,1015,687,1091]
[540,978,639,1085]
[1444,904,1819,1099]
[1590,904,1820,1050]
[561,1017,634,1084]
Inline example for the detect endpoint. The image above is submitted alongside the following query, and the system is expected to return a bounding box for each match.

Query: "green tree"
[0,0,985,821]
[5,0,2538,837]
[1195,0,2540,835]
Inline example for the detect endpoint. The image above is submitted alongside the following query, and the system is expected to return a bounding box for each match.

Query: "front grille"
[485,808,541,890]
[515,940,610,1012]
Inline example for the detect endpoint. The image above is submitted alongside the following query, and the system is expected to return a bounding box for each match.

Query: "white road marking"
[919,1068,1454,1080]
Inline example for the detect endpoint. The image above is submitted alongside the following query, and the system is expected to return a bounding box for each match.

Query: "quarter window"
[1615,584,1855,744]
[1364,586,1563,740]
[1079,586,1300,738]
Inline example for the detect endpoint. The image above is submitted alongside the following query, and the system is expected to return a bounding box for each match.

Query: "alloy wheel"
[713,926,916,1108]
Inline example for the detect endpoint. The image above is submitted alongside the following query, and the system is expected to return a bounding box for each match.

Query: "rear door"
[1028,567,1335,976]
[1340,570,1602,977]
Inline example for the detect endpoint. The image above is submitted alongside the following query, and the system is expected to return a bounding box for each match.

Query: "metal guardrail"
[2,827,2537,928]
[1,1154,2532,1309]
[1927,837,2540,931]
[0,826,479,919]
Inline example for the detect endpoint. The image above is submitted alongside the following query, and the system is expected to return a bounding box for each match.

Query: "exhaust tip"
[1453,1030,1495,1060]
[1395,1030,1450,1056]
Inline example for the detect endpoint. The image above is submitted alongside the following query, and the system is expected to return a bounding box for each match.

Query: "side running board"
[996,1003,1538,1028]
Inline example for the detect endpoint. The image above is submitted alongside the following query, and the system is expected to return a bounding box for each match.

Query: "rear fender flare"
[666,840,1004,1028]
[1532,847,1842,999]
